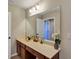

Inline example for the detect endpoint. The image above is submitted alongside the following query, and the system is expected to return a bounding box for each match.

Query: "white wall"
[25,13,36,36]
[59,0,71,59]
[8,5,26,55]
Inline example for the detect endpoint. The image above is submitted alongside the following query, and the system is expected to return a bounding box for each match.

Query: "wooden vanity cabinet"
[16,40,59,59]
[16,40,26,59]
[16,40,36,59]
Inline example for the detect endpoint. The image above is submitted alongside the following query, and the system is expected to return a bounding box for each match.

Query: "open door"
[8,12,11,59]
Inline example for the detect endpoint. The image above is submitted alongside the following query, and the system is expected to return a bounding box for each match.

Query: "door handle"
[8,36,11,39]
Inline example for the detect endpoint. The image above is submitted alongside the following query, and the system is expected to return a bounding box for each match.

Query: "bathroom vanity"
[16,37,60,59]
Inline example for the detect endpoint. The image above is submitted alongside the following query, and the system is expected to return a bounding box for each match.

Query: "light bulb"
[29,9,32,13]
[32,7,36,12]
[36,5,39,10]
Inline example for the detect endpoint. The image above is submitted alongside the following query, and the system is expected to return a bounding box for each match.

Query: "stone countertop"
[16,37,60,59]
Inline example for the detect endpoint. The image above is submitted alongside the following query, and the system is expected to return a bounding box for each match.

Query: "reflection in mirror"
[35,7,60,41]
[25,6,60,41]
[36,17,54,40]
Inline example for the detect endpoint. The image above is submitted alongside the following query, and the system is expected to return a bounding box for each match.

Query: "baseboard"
[11,53,18,57]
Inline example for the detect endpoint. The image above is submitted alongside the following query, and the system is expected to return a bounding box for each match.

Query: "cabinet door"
[26,50,36,59]
[44,52,59,59]
[21,47,26,59]
[20,42,26,59]
[16,41,21,56]
[52,52,59,59]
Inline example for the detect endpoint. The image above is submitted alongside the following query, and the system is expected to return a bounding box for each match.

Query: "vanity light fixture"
[29,7,36,13]
[29,3,40,13]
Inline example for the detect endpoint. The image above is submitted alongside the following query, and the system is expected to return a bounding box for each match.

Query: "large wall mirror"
[25,6,60,41]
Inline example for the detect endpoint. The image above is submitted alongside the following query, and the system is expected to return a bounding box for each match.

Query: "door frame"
[8,12,11,59]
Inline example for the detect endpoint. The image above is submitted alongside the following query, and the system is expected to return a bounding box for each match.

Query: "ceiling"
[8,0,41,9]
